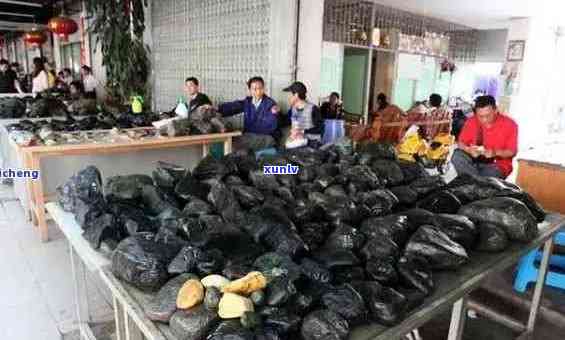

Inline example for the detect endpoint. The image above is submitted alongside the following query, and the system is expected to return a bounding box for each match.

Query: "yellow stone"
[221,272,267,295]
[218,293,254,319]
[176,279,204,310]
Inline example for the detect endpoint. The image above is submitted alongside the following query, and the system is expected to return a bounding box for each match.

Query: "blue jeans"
[451,149,503,178]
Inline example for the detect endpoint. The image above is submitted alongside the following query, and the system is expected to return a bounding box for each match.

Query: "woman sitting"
[68,81,96,115]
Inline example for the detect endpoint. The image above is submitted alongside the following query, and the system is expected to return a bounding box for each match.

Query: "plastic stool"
[255,147,278,160]
[513,232,565,292]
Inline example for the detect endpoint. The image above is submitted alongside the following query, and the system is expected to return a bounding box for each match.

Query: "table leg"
[70,243,91,336]
[202,143,210,157]
[447,298,467,340]
[526,238,554,333]
[30,155,48,242]
[23,151,34,223]
[224,138,233,155]
[113,297,126,340]
[124,307,144,340]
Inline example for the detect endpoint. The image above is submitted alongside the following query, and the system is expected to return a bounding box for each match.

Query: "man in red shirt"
[451,95,518,179]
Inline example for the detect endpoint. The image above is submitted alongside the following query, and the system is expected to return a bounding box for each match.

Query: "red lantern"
[48,15,78,41]
[24,30,47,47]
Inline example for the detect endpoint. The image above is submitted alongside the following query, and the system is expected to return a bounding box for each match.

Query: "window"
[61,42,82,77]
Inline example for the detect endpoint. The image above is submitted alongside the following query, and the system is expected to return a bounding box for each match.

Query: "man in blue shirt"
[219,76,280,151]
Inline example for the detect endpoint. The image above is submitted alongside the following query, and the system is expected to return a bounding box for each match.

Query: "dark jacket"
[188,92,212,113]
[219,95,278,135]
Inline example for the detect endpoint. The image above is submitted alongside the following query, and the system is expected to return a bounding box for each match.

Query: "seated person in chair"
[218,76,280,151]
[451,95,518,179]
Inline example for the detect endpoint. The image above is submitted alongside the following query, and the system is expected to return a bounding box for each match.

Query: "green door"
[342,48,369,116]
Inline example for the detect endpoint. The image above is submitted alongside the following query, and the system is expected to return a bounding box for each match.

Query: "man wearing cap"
[452,95,518,179]
[283,81,323,148]
[218,76,280,151]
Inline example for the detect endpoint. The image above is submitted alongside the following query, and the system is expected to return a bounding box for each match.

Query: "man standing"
[219,76,280,151]
[451,95,518,179]
[0,59,21,94]
[184,77,212,113]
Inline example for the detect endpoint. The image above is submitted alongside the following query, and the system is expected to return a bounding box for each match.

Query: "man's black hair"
[429,93,442,108]
[247,76,265,88]
[475,95,497,109]
[185,77,199,86]
[330,92,340,99]
[0,59,9,66]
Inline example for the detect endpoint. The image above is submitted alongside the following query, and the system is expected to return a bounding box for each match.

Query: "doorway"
[342,47,369,116]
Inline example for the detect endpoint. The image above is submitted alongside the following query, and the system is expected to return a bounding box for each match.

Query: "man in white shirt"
[81,65,97,99]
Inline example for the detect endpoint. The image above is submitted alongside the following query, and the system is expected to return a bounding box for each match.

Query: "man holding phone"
[451,95,518,179]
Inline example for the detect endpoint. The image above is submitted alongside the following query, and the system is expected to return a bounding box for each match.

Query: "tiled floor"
[0,184,113,340]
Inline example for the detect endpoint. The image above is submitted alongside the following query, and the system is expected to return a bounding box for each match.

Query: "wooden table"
[19,131,241,242]
[87,213,565,340]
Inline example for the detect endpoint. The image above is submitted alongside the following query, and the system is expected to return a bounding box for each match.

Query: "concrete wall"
[296,0,324,104]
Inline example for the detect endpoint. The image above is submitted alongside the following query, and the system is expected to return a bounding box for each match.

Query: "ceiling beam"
[0,11,34,18]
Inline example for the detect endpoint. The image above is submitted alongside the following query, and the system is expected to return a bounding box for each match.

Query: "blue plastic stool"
[255,147,278,160]
[513,232,565,292]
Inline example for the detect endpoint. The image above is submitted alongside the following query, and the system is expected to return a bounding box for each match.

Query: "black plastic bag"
[371,159,405,187]
[266,276,297,306]
[141,185,180,216]
[309,192,356,224]
[146,273,198,322]
[105,174,153,203]
[182,198,214,217]
[312,248,360,269]
[225,175,245,186]
[254,252,302,282]
[397,256,434,296]
[476,223,509,253]
[366,258,398,285]
[432,214,478,250]
[317,163,340,178]
[356,189,398,218]
[324,185,348,199]
[447,174,500,203]
[321,284,367,324]
[249,169,280,192]
[390,186,419,206]
[300,258,332,283]
[152,161,187,191]
[298,166,317,183]
[496,191,546,223]
[402,208,436,232]
[398,160,428,183]
[357,142,397,160]
[299,222,333,251]
[294,183,320,201]
[360,214,411,247]
[301,309,349,340]
[344,165,381,190]
[208,181,243,224]
[352,281,406,326]
[208,320,254,340]
[285,147,326,167]
[277,175,297,188]
[360,236,400,262]
[332,266,366,284]
[458,197,538,242]
[274,187,295,205]
[416,190,462,214]
[111,233,184,291]
[231,185,265,209]
[174,174,213,201]
[324,224,365,251]
[405,225,468,270]
[410,176,446,197]
[313,176,335,191]
[192,155,230,181]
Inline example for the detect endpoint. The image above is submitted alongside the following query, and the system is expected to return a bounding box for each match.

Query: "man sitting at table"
[451,95,518,179]
[184,77,212,114]
[218,76,280,151]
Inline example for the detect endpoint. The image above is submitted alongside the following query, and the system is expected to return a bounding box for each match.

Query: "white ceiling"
[371,0,532,29]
